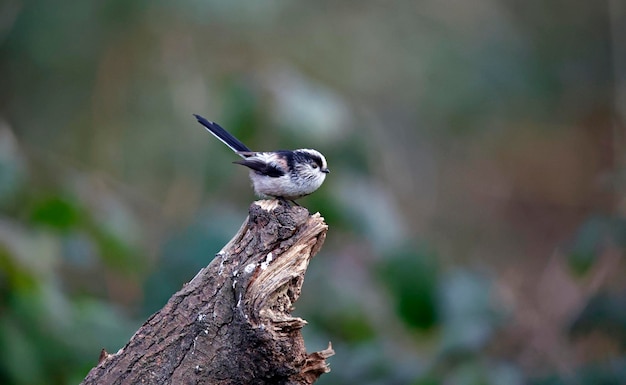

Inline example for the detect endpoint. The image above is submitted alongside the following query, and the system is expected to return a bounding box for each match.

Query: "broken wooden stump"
[80,200,334,385]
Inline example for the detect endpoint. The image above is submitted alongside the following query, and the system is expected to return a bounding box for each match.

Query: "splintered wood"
[80,200,334,385]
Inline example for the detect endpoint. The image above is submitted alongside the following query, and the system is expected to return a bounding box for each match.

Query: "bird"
[194,114,329,203]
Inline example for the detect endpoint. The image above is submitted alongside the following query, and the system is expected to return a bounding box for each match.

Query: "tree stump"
[80,200,334,385]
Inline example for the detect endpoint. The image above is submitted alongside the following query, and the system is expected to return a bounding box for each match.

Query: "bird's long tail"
[194,114,251,154]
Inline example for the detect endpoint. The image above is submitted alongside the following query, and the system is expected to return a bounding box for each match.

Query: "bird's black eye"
[311,163,318,169]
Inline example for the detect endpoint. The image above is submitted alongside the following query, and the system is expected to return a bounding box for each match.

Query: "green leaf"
[29,196,83,231]
[377,247,439,331]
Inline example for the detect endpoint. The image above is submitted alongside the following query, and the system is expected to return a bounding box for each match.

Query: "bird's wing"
[233,158,286,177]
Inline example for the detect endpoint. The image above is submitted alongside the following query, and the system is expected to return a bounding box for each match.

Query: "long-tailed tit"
[194,114,329,202]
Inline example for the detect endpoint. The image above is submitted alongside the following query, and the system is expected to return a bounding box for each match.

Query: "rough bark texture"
[80,200,334,385]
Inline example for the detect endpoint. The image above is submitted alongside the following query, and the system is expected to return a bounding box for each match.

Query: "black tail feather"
[193,114,251,154]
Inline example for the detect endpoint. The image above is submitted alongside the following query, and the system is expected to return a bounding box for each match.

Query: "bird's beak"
[321,168,330,174]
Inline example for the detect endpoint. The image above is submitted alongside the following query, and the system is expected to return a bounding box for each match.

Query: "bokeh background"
[1,1,626,384]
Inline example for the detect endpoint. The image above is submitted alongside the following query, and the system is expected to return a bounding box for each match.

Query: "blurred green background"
[1,1,625,384]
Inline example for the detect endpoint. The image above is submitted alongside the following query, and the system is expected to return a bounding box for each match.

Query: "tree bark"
[81,200,334,385]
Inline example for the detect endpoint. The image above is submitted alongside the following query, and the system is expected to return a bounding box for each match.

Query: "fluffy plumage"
[194,114,329,200]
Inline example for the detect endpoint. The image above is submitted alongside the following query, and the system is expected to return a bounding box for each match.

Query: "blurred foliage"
[376,247,439,331]
[1,1,626,384]
[566,216,626,276]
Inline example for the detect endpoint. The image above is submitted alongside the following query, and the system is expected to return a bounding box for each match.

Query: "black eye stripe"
[293,150,324,169]
[308,155,324,168]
